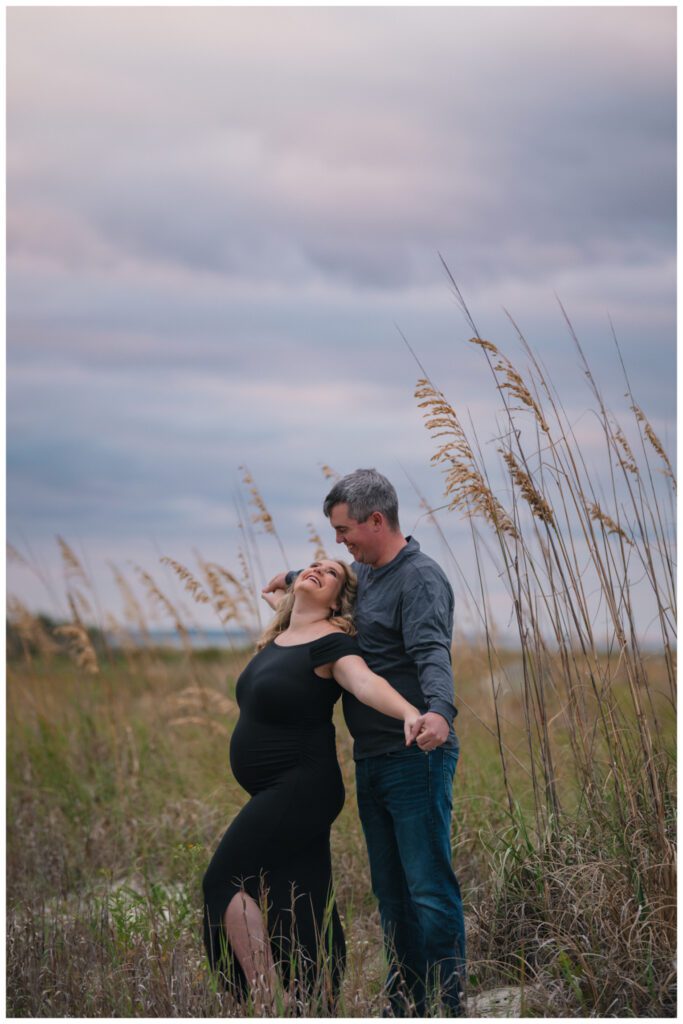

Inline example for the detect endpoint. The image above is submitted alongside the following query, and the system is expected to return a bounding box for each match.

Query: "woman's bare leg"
[224,891,277,1012]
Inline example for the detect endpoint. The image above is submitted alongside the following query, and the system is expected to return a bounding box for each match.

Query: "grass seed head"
[588,503,633,545]
[160,557,211,604]
[416,379,517,538]
[53,622,99,674]
[501,450,555,526]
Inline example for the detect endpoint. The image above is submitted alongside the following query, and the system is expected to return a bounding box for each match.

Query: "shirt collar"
[368,535,419,577]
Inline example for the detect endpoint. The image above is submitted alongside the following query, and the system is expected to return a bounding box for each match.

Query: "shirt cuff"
[427,699,457,724]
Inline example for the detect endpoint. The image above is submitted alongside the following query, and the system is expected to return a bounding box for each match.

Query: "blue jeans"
[355,744,465,1016]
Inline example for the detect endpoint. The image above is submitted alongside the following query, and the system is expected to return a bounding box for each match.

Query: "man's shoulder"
[402,545,451,587]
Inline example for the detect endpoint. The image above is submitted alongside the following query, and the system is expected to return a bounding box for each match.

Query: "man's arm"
[262,572,293,595]
[401,570,456,749]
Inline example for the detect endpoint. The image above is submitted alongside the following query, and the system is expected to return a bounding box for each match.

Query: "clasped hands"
[405,710,450,752]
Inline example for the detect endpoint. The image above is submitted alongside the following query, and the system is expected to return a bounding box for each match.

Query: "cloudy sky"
[7,6,676,637]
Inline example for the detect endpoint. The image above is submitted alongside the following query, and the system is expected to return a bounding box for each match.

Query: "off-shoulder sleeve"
[309,633,362,668]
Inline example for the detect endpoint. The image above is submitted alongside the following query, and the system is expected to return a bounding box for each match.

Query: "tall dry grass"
[411,276,675,1014]
[6,315,676,1016]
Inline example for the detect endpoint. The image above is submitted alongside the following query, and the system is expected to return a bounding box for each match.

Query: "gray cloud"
[7,7,675,635]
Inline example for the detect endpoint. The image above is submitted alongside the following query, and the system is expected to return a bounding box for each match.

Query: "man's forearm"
[415,648,456,724]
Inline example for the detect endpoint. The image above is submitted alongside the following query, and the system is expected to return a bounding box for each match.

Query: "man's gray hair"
[323,469,400,531]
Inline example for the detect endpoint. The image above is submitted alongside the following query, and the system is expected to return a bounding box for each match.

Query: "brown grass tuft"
[500,450,555,526]
[415,378,518,538]
[632,405,676,488]
[588,502,633,545]
[53,622,99,674]
[160,557,211,604]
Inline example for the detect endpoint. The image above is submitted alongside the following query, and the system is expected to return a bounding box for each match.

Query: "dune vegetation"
[7,311,676,1017]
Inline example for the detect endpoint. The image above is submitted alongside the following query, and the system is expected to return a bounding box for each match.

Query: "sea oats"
[57,537,91,588]
[109,562,150,641]
[170,685,235,716]
[134,566,192,650]
[7,597,59,659]
[631,406,676,488]
[468,336,500,356]
[501,450,555,526]
[104,612,137,654]
[68,586,93,618]
[167,716,229,737]
[320,463,341,481]
[588,503,633,545]
[613,426,638,476]
[467,337,550,434]
[494,359,551,434]
[210,562,254,614]
[416,379,517,538]
[240,464,276,533]
[7,543,29,566]
[53,622,99,674]
[196,559,242,626]
[307,523,328,561]
[160,556,211,604]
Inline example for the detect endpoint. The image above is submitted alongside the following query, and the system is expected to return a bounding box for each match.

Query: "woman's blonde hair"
[257,560,358,650]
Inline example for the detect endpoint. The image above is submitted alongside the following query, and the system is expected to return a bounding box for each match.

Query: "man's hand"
[415,711,450,752]
[262,588,286,611]
[262,572,289,595]
[404,710,423,747]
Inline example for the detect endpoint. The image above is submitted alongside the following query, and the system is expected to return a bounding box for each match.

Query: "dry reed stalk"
[631,405,676,488]
[68,586,93,619]
[426,276,674,934]
[240,464,288,563]
[166,684,234,738]
[234,491,265,630]
[500,450,555,526]
[53,622,99,674]
[103,613,137,658]
[57,536,92,589]
[587,503,633,545]
[108,563,151,646]
[7,543,30,567]
[236,547,261,623]
[415,378,517,538]
[133,566,193,655]
[7,597,59,662]
[160,557,211,605]
[469,339,551,435]
[206,562,255,622]
[320,464,341,481]
[613,425,638,476]
[307,524,328,561]
[166,716,229,736]
[192,556,243,641]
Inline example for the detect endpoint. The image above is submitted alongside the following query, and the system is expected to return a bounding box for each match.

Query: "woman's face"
[294,560,346,612]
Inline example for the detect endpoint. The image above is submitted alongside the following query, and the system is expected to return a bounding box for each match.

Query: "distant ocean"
[109,628,254,650]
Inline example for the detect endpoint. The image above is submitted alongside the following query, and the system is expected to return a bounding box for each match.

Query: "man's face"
[328,503,379,564]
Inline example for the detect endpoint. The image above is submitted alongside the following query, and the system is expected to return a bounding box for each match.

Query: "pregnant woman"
[202,558,422,1012]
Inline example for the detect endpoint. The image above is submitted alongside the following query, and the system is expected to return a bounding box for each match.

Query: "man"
[263,468,465,1017]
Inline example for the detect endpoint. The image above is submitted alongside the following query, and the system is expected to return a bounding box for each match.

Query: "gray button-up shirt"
[343,536,457,760]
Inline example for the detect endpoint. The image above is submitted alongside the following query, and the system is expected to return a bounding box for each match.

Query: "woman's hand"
[261,587,286,611]
[404,709,424,747]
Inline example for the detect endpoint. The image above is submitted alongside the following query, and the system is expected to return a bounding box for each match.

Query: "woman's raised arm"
[330,655,424,746]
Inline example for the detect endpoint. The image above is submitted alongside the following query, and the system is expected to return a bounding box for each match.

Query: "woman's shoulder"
[308,630,362,672]
[310,627,360,645]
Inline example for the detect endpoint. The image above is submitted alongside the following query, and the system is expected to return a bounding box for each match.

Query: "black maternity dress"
[202,631,360,999]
